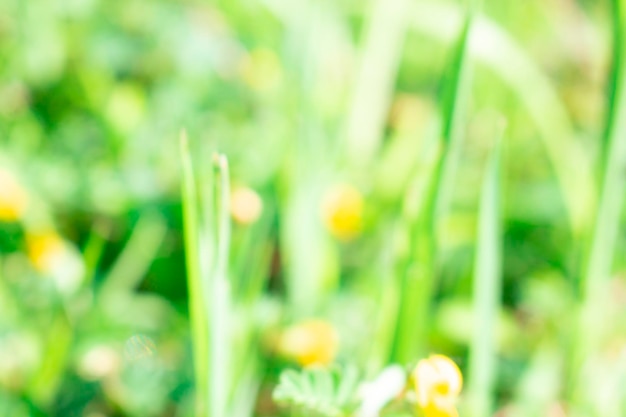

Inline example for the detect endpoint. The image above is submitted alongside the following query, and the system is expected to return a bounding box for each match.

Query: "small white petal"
[357,365,406,417]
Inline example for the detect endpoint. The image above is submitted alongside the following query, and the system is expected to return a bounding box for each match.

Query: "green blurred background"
[1,0,625,416]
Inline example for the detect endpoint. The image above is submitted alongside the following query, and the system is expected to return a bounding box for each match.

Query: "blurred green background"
[1,0,625,416]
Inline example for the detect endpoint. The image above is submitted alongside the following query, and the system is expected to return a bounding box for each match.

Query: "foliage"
[1,0,626,416]
[273,366,360,417]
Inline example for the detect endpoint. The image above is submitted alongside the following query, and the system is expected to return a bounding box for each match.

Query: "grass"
[1,0,626,416]
[466,122,504,417]
[390,0,476,364]
[180,131,210,416]
[180,133,241,417]
[572,0,626,407]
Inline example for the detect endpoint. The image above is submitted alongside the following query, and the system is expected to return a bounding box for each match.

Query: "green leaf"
[273,366,361,417]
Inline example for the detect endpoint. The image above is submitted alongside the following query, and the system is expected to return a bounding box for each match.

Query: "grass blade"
[99,211,167,298]
[411,1,595,236]
[580,0,626,321]
[281,181,337,316]
[343,0,411,167]
[434,1,477,221]
[391,4,477,363]
[466,123,505,417]
[179,131,209,417]
[390,133,441,363]
[572,0,626,401]
[208,154,232,417]
[180,133,235,417]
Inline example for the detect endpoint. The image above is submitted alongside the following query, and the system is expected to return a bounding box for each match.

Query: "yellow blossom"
[26,231,67,273]
[0,169,28,222]
[26,231,84,294]
[321,184,363,241]
[412,354,463,417]
[230,186,263,225]
[277,319,339,367]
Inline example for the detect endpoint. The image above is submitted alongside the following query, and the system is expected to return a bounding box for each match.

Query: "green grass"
[466,122,504,417]
[390,0,476,364]
[572,0,626,407]
[180,133,241,417]
[1,0,626,416]
[180,131,211,416]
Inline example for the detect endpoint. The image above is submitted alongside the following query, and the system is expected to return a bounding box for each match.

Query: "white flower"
[356,364,407,417]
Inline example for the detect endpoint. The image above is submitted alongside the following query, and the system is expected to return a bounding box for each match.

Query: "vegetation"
[1,0,625,416]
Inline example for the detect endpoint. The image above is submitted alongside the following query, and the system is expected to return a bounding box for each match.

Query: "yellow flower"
[0,169,28,222]
[26,231,85,295]
[277,319,339,367]
[230,186,263,225]
[26,231,67,273]
[321,184,363,241]
[412,354,463,417]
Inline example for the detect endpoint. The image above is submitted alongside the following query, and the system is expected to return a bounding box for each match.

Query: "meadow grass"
[1,0,626,416]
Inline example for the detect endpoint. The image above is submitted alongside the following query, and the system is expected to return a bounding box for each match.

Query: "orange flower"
[0,169,28,222]
[412,355,463,417]
[277,320,339,367]
[321,184,363,241]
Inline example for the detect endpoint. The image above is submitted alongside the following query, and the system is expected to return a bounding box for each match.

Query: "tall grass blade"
[281,183,334,316]
[390,133,440,363]
[411,1,595,236]
[600,0,625,168]
[179,131,209,417]
[434,1,477,221]
[181,134,234,417]
[581,0,626,309]
[466,123,504,417]
[208,154,232,417]
[572,0,626,401]
[344,0,411,167]
[369,225,403,371]
[275,1,340,317]
[99,211,167,298]
[391,4,476,362]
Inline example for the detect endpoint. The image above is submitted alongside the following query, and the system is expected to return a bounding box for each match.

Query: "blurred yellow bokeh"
[231,186,263,225]
[0,169,28,222]
[26,232,67,273]
[277,319,339,367]
[321,184,364,241]
[26,231,84,295]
